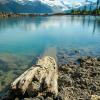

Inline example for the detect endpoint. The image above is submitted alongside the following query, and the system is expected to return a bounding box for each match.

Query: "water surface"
[0,15,100,93]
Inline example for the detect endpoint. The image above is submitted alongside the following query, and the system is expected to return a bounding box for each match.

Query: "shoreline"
[58,56,100,100]
[0,54,100,100]
[0,12,100,18]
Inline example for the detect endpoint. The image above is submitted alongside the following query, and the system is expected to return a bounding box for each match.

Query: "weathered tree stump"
[4,56,58,99]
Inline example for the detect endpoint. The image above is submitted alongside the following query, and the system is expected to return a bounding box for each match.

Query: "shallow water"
[0,15,100,93]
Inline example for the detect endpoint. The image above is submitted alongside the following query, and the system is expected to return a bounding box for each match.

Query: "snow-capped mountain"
[14,0,69,12]
[0,0,69,13]
[0,0,51,13]
[70,1,97,11]
[40,0,68,10]
[0,0,97,13]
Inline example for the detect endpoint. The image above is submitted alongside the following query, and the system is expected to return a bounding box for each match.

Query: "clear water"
[0,15,100,93]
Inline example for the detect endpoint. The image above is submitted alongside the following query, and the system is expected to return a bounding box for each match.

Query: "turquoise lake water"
[0,16,100,56]
[0,15,100,93]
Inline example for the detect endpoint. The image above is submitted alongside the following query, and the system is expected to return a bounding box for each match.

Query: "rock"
[91,95,100,100]
[34,98,41,100]
[37,96,44,100]
[15,98,19,100]
[77,58,85,64]
[0,59,9,72]
[24,98,40,100]
[46,97,53,100]
[55,95,63,100]
[57,52,100,100]
[74,50,79,54]
[97,57,100,61]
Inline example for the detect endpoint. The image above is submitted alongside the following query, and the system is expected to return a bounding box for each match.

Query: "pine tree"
[96,0,100,14]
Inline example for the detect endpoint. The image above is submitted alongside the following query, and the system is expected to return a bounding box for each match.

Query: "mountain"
[0,0,53,13]
[0,0,69,13]
[72,1,97,11]
[0,0,97,13]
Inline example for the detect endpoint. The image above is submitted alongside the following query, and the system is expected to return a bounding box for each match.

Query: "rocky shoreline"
[58,56,100,100]
[0,55,100,100]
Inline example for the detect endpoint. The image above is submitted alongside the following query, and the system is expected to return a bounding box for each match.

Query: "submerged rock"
[0,59,9,72]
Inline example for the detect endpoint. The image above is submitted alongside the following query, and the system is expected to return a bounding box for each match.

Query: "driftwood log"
[2,56,58,100]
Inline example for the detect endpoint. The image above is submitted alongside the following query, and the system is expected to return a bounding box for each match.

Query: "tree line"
[70,0,100,15]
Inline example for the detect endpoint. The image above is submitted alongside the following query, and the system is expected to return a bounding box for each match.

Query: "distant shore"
[0,11,100,18]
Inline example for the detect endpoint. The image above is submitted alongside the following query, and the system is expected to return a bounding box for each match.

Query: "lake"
[0,15,100,94]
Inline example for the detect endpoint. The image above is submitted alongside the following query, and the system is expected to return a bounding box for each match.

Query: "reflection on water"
[0,15,100,94]
[0,16,100,34]
[71,15,100,34]
[0,16,100,33]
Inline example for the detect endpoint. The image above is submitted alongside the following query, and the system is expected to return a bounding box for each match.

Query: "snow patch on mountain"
[0,0,97,13]
[14,0,69,11]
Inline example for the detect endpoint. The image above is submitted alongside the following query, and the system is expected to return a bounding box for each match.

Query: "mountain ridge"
[0,0,96,13]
